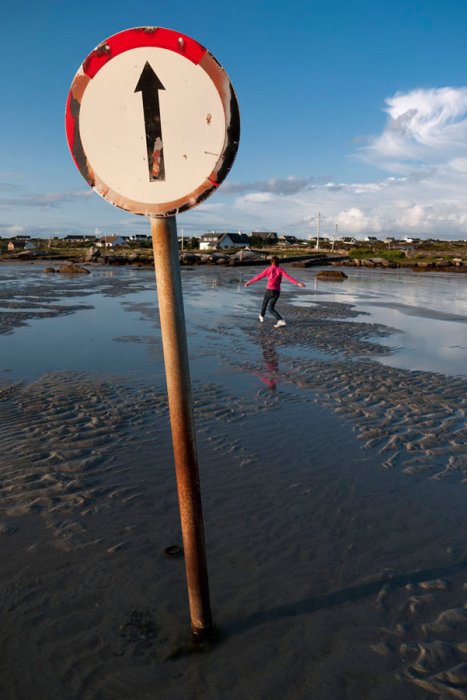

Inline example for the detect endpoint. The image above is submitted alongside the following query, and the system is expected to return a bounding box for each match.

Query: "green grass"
[348,248,405,260]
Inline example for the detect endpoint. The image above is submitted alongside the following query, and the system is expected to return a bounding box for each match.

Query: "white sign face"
[66,28,240,217]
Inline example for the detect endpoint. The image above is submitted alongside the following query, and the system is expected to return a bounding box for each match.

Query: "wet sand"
[0,263,466,699]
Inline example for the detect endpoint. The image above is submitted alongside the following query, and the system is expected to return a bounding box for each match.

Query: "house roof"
[99,235,124,243]
[200,232,224,240]
[200,232,249,244]
[251,231,278,239]
[219,233,250,244]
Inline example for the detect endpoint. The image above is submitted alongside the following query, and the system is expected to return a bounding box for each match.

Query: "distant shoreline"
[1,253,466,274]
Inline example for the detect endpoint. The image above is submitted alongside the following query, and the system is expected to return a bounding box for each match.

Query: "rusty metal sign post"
[151,214,212,637]
[65,26,240,640]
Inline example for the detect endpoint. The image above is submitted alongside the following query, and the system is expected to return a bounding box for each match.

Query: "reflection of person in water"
[254,340,280,390]
[244,255,305,328]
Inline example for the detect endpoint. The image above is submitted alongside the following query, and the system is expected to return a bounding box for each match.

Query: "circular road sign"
[65,27,240,217]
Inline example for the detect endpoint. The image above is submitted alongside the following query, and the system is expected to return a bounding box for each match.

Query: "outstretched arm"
[281,268,306,287]
[244,269,268,287]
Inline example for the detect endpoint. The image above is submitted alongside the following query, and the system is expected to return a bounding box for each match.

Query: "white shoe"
[274,320,286,328]
[258,314,264,322]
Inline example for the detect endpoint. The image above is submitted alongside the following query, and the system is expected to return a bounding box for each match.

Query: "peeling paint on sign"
[65,26,239,216]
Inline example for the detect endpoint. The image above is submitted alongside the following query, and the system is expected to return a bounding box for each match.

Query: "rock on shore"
[58,263,90,274]
[316,270,348,281]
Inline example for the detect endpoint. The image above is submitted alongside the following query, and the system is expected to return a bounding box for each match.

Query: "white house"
[199,232,250,250]
[364,236,379,242]
[96,236,127,248]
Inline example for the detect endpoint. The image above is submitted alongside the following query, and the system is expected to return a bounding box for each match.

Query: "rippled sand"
[0,264,466,699]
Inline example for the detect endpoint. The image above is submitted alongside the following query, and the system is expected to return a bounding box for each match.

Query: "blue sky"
[2,0,467,240]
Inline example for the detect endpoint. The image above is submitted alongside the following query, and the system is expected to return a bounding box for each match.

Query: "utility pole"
[332,223,337,252]
[315,212,321,251]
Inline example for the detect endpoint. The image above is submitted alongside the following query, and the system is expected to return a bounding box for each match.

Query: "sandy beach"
[0,261,466,699]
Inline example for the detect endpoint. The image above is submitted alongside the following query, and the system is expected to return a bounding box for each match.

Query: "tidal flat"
[0,262,466,699]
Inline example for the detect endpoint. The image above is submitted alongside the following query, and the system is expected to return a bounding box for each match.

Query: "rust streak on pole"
[150,215,212,640]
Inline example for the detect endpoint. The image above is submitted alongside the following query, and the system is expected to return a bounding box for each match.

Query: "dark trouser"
[261,289,282,320]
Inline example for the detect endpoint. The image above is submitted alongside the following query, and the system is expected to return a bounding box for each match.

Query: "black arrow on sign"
[135,62,166,181]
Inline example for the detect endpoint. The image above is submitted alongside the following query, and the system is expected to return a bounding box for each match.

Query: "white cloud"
[243,192,274,203]
[450,158,467,173]
[335,207,374,231]
[212,87,467,238]
[363,87,467,170]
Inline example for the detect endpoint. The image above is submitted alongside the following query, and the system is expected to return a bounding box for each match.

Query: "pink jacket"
[246,265,301,291]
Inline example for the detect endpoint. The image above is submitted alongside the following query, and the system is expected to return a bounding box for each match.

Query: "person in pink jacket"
[244,256,305,327]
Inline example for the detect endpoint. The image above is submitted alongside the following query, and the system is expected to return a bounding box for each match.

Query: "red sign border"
[65,27,240,217]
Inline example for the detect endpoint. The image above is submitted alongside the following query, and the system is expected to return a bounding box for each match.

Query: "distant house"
[364,236,379,242]
[63,234,96,242]
[12,235,31,241]
[96,235,127,248]
[340,236,357,245]
[250,231,278,244]
[311,236,330,244]
[221,233,250,248]
[278,235,300,245]
[8,240,36,252]
[404,237,420,244]
[128,234,150,241]
[199,232,250,250]
[199,232,225,250]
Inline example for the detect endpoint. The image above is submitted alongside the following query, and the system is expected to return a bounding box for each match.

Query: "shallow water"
[297,267,467,376]
[1,263,465,381]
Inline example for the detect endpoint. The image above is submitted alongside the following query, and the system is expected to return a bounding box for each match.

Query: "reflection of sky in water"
[304,267,467,316]
[0,264,466,381]
[0,291,163,381]
[296,268,467,376]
